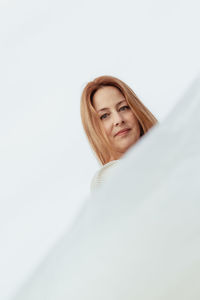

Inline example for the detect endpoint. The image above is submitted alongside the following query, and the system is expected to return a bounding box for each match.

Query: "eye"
[119,105,130,111]
[100,113,109,120]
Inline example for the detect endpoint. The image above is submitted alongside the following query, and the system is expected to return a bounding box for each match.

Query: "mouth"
[114,128,131,137]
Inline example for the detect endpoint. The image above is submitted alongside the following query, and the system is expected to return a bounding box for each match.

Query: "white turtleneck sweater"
[90,160,119,192]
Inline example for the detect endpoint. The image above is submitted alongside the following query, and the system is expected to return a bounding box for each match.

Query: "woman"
[80,75,158,191]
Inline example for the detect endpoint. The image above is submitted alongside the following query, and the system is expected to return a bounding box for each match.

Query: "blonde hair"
[80,75,158,165]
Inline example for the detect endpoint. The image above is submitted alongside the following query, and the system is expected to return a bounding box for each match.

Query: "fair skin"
[92,86,141,160]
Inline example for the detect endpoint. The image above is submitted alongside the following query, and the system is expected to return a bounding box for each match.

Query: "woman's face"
[92,86,141,159]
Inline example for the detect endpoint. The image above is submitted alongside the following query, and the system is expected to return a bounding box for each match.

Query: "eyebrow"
[97,99,126,113]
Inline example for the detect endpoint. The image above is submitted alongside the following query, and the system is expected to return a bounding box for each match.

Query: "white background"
[0,0,200,299]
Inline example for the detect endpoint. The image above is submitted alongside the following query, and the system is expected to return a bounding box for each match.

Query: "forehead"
[92,86,125,111]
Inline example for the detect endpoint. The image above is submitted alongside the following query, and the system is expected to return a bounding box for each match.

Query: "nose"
[112,111,124,126]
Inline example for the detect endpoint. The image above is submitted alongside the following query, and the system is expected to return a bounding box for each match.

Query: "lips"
[114,128,131,137]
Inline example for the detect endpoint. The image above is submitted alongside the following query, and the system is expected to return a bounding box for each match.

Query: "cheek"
[129,114,139,127]
[128,114,141,135]
[127,111,136,121]
[102,121,112,138]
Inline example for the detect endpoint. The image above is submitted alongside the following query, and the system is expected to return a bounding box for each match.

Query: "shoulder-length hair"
[80,75,158,165]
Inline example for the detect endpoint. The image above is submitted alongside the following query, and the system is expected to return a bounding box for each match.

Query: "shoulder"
[90,160,119,192]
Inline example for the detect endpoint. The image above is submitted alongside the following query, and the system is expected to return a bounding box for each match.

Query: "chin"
[115,138,139,154]
[115,144,132,154]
